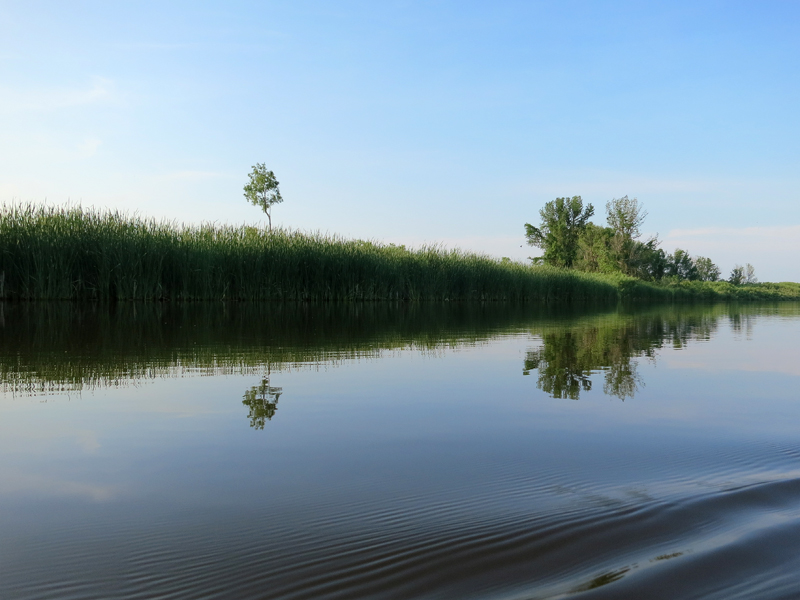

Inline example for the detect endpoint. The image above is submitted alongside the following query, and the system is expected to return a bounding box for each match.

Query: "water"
[1,302,800,599]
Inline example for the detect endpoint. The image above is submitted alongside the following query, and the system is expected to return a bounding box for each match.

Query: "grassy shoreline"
[2,204,798,302]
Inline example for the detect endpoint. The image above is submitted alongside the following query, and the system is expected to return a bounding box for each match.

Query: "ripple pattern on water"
[4,442,800,600]
[4,303,800,599]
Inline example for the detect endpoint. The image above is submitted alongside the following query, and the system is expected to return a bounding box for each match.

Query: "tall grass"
[2,203,797,303]
[0,203,620,302]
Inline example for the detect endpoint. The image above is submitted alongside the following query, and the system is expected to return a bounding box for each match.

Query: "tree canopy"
[606,196,647,241]
[525,195,747,285]
[694,256,721,282]
[243,163,283,231]
[730,263,757,285]
[525,196,594,268]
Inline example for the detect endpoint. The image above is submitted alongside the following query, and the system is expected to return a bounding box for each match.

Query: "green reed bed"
[0,203,622,302]
[3,204,797,303]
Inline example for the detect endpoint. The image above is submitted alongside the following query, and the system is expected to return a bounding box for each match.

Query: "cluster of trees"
[525,196,756,284]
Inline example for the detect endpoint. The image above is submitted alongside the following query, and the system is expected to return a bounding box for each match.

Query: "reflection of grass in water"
[1,301,583,394]
[571,566,631,592]
[652,552,684,561]
[2,301,799,398]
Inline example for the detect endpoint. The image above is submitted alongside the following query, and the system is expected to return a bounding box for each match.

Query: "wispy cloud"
[160,170,230,182]
[0,78,115,112]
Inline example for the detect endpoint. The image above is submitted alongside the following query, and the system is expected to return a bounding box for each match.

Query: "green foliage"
[0,203,622,303]
[7,300,799,400]
[242,378,282,429]
[694,256,721,282]
[651,278,800,301]
[729,264,745,285]
[243,163,283,231]
[730,263,757,285]
[0,301,621,395]
[606,196,647,240]
[574,223,616,274]
[522,303,798,401]
[745,263,757,284]
[571,198,663,281]
[523,195,772,296]
[666,248,698,281]
[525,196,594,268]
[636,242,669,281]
[604,196,652,276]
[1,204,792,305]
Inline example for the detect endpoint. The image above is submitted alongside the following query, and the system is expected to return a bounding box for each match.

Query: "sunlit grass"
[1,203,797,302]
[0,203,621,302]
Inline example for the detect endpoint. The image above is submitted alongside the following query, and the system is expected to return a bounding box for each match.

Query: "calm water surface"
[2,302,800,599]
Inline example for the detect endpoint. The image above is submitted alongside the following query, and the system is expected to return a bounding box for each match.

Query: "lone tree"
[525,196,594,268]
[243,163,283,231]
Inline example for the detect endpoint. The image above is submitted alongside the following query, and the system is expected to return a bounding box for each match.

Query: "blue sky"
[2,1,799,280]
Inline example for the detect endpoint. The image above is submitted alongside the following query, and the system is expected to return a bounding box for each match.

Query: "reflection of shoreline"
[521,309,757,400]
[0,301,596,395]
[1,302,796,396]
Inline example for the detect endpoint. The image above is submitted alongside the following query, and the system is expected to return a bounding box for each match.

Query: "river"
[2,302,799,599]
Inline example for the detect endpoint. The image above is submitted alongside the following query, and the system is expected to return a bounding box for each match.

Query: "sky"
[1,0,799,281]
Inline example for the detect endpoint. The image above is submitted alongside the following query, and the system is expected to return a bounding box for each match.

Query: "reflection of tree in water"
[524,332,595,399]
[523,331,644,401]
[524,311,723,401]
[242,378,283,429]
[2,301,788,398]
[602,359,641,400]
[728,311,756,339]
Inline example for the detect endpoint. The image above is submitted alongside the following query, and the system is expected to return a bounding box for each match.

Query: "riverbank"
[1,204,798,302]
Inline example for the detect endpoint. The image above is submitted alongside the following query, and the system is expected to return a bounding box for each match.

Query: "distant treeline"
[1,203,798,302]
[524,196,764,285]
